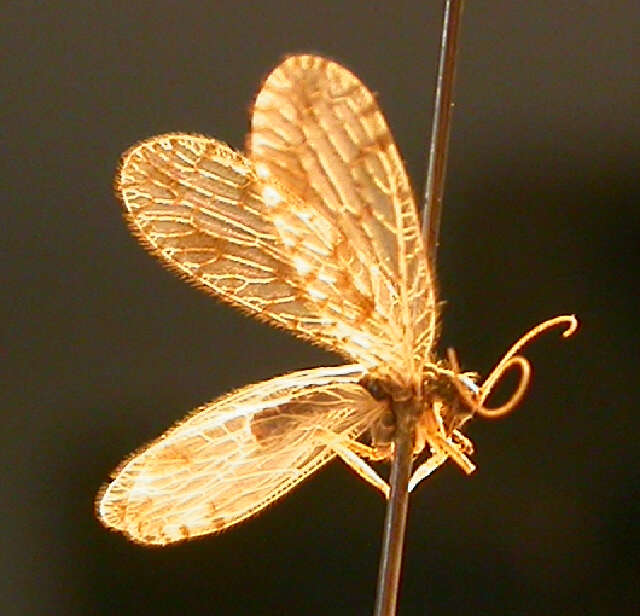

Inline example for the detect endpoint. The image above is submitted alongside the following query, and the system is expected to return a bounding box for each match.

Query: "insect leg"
[328,441,390,499]
[435,436,475,474]
[345,440,393,461]
[452,429,474,454]
[407,452,448,492]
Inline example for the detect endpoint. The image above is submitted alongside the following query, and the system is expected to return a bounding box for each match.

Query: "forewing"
[98,365,386,545]
[119,134,419,377]
[249,55,438,382]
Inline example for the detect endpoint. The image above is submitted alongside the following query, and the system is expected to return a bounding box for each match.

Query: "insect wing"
[98,365,386,545]
[119,134,399,378]
[117,55,438,385]
[249,55,437,382]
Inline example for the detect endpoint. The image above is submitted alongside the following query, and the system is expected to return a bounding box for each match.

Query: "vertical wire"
[422,0,465,270]
[373,2,465,615]
[373,406,414,616]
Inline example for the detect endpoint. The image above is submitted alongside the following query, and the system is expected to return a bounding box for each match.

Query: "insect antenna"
[448,314,578,419]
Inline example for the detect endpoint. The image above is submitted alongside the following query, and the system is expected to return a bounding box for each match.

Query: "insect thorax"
[361,371,474,458]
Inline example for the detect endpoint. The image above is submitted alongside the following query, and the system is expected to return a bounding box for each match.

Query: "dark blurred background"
[4,1,638,614]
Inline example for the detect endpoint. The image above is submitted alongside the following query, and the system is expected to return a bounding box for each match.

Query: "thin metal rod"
[422,0,465,270]
[373,2,465,615]
[373,410,414,616]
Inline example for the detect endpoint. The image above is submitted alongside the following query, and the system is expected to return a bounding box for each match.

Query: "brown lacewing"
[97,55,576,545]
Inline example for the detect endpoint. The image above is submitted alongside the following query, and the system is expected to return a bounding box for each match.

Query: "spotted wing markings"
[98,365,386,544]
[119,132,416,375]
[99,54,441,545]
[250,55,437,383]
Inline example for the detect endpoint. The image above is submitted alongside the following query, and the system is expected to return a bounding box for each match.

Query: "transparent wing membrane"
[117,55,437,385]
[99,54,575,545]
[105,55,439,545]
[98,365,386,545]
[250,55,437,381]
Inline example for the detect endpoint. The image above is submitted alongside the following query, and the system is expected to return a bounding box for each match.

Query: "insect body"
[97,55,576,545]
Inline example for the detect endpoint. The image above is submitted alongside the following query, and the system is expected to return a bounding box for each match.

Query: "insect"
[97,55,577,545]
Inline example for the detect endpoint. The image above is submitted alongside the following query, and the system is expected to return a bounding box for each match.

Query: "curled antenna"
[448,315,579,418]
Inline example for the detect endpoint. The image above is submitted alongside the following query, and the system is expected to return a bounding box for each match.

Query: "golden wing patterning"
[117,55,436,386]
[100,54,576,546]
[249,55,436,384]
[99,365,387,545]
